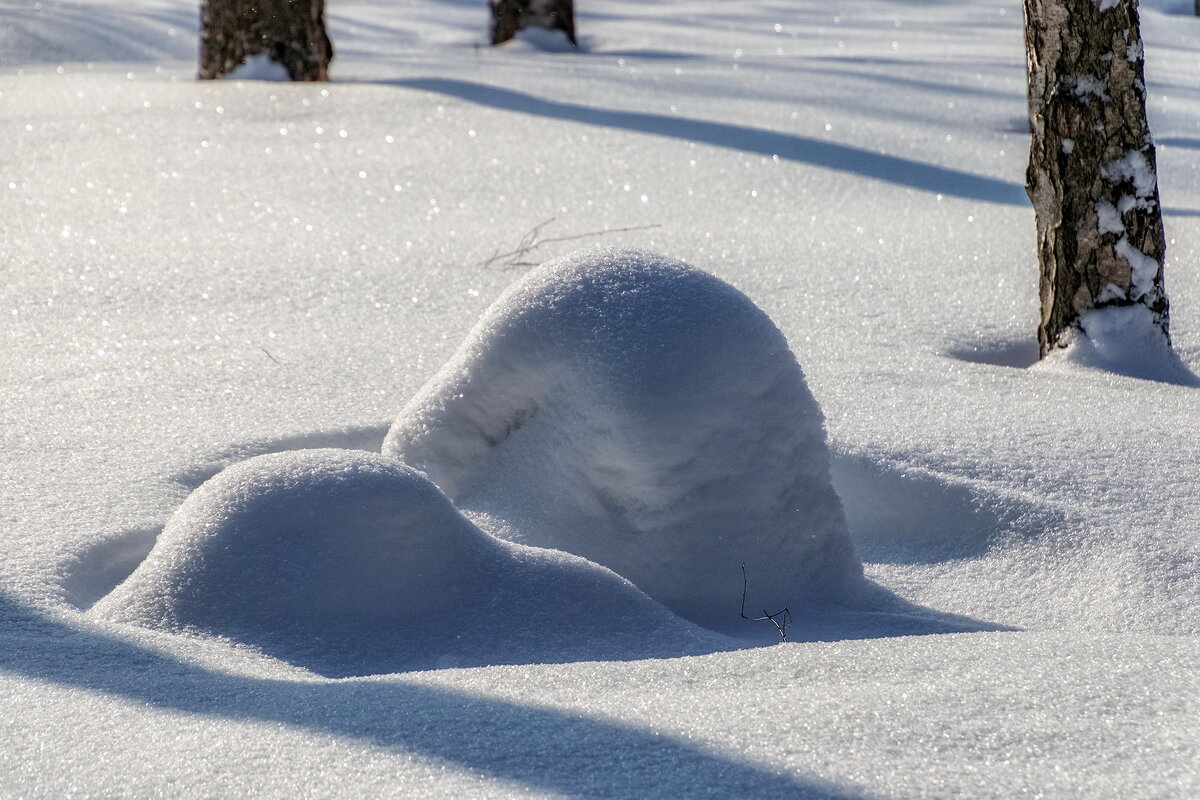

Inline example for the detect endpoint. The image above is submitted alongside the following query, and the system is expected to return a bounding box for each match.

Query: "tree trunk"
[199,0,333,81]
[490,0,577,47]
[1023,0,1169,357]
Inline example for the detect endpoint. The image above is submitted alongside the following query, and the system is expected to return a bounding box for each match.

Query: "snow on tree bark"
[1023,0,1169,357]
[490,0,577,47]
[198,0,333,81]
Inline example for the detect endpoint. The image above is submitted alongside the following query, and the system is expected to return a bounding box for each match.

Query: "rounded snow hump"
[90,449,719,676]
[384,248,864,628]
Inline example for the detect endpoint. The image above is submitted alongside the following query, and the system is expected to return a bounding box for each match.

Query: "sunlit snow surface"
[2,0,1199,797]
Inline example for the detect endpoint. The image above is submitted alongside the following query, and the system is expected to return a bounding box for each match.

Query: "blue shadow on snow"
[0,591,878,799]
[385,77,1030,207]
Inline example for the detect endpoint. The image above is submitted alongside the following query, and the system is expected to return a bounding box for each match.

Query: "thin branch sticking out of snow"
[740,563,792,642]
[479,218,661,269]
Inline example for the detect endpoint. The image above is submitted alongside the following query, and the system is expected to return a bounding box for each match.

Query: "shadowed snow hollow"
[90,450,719,675]
[384,248,865,628]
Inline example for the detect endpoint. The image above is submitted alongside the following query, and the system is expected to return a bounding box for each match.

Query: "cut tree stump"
[199,0,333,81]
[490,0,577,47]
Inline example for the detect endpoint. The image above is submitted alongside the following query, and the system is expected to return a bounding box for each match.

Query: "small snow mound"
[1040,305,1200,387]
[224,54,292,81]
[91,449,717,675]
[501,26,580,53]
[384,248,864,629]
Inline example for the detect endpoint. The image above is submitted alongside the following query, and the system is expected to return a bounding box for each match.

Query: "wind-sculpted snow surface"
[90,450,720,675]
[7,1,1200,796]
[384,249,865,628]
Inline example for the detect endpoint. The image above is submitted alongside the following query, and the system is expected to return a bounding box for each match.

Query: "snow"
[1073,75,1110,101]
[1096,199,1124,233]
[1114,233,1163,295]
[1103,149,1160,205]
[225,53,292,82]
[1044,304,1200,386]
[383,248,864,626]
[90,449,721,675]
[2,0,1199,797]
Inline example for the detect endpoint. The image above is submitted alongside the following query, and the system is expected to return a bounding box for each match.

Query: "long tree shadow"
[383,77,1029,206]
[0,591,876,799]
[1159,137,1200,150]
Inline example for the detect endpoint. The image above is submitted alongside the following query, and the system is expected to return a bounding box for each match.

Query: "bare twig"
[480,218,662,269]
[262,348,282,365]
[740,563,792,642]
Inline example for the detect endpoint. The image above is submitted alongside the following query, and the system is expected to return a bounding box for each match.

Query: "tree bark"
[199,0,333,81]
[490,0,577,47]
[1023,0,1169,357]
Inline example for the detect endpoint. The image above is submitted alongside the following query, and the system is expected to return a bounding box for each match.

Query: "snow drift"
[1039,304,1200,386]
[384,248,865,628]
[90,449,719,675]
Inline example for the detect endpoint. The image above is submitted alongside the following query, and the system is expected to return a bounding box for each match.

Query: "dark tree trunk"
[199,0,333,81]
[490,0,577,47]
[1023,0,1169,357]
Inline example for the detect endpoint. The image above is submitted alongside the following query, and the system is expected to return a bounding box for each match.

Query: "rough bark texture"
[1023,0,1169,356]
[199,0,333,81]
[490,0,577,47]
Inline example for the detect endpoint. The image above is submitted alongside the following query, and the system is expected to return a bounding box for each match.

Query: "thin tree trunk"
[489,0,577,47]
[199,0,333,81]
[1023,0,1169,356]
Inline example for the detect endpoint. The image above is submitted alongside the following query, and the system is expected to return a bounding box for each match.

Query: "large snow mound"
[384,248,865,628]
[90,449,720,675]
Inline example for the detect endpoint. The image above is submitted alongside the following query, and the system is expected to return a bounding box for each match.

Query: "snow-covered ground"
[2,0,1198,796]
